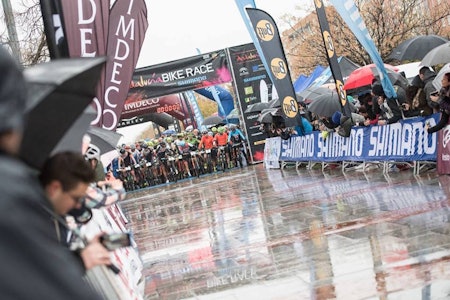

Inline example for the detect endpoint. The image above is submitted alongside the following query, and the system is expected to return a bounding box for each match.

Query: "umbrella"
[244,102,269,113]
[432,63,450,90]
[258,108,283,124]
[162,128,177,135]
[420,41,450,66]
[51,106,96,155]
[87,126,122,155]
[226,108,240,119]
[344,63,399,91]
[388,35,448,61]
[202,115,224,127]
[307,91,355,118]
[20,57,107,169]
[297,86,333,103]
[372,69,410,91]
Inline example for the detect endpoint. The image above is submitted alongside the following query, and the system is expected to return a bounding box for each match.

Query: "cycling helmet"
[230,124,237,130]
[217,126,225,133]
[85,144,100,160]
[166,137,173,143]
[202,130,208,134]
[142,143,148,149]
[211,127,217,133]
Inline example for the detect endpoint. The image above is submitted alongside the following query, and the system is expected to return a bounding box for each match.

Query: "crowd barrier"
[81,203,145,300]
[264,115,440,174]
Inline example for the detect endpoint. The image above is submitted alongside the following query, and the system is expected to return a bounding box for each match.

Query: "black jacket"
[0,154,102,300]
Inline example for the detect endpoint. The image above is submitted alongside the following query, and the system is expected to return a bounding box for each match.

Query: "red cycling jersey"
[199,135,214,149]
[214,133,228,146]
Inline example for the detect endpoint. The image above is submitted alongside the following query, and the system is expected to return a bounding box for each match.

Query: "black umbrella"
[202,115,225,127]
[258,108,283,123]
[297,86,333,103]
[20,57,107,169]
[388,35,448,61]
[87,126,122,155]
[307,91,355,118]
[244,102,270,113]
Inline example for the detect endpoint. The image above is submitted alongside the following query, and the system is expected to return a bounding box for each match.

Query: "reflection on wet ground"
[120,164,450,300]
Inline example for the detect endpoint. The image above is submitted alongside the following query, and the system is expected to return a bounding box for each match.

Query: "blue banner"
[277,116,438,162]
[184,91,204,129]
[329,0,397,99]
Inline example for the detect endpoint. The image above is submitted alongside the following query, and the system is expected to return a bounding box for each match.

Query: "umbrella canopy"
[388,35,448,61]
[202,115,225,127]
[20,57,106,169]
[87,126,122,155]
[420,41,450,67]
[162,128,177,135]
[307,91,355,118]
[432,63,450,90]
[258,108,283,124]
[344,64,399,91]
[297,86,334,103]
[51,106,96,155]
[226,108,240,119]
[244,102,270,113]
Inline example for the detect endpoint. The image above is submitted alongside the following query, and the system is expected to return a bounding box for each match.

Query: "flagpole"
[2,0,22,64]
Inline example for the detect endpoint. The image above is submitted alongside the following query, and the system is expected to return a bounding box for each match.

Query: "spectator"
[372,82,404,125]
[0,45,102,299]
[426,72,450,134]
[39,152,112,271]
[419,66,439,113]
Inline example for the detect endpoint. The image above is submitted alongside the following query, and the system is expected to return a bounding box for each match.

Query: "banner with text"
[246,8,299,127]
[228,43,273,163]
[275,116,438,162]
[129,50,231,99]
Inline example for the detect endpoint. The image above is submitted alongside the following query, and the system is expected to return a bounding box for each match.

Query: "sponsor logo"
[271,58,287,80]
[335,80,347,106]
[443,126,450,148]
[235,51,259,63]
[323,31,335,58]
[314,0,323,8]
[256,20,275,41]
[239,67,249,76]
[243,74,267,83]
[244,86,254,95]
[282,96,298,118]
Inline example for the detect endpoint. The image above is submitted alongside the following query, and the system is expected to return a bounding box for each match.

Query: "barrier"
[264,115,439,174]
[81,203,145,300]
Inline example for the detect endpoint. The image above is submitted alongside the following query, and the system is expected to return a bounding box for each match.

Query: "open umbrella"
[307,91,355,118]
[388,35,448,61]
[344,64,399,91]
[202,115,225,127]
[258,108,283,124]
[244,102,270,113]
[297,86,333,103]
[87,126,122,155]
[162,128,177,135]
[420,41,450,67]
[20,57,106,169]
[432,63,450,90]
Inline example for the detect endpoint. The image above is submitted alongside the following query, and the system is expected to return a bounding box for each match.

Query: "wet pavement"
[120,164,450,300]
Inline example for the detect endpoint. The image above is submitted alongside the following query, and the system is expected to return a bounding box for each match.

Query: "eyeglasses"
[67,193,85,205]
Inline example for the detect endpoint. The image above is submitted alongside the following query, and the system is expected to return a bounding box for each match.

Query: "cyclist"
[155,141,171,183]
[228,124,247,167]
[118,146,138,185]
[175,134,192,177]
[198,130,216,171]
[213,126,230,169]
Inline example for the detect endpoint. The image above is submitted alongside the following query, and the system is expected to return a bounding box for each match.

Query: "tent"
[293,65,325,93]
[309,56,361,87]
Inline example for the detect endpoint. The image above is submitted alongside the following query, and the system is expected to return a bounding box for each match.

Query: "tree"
[281,0,450,80]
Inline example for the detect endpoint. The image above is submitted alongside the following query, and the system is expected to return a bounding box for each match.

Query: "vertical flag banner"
[40,0,69,58]
[184,91,204,128]
[245,8,299,127]
[329,0,397,99]
[42,0,149,130]
[313,0,352,117]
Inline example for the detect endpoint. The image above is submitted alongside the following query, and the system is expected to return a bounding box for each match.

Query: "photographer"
[39,152,112,271]
[426,72,450,134]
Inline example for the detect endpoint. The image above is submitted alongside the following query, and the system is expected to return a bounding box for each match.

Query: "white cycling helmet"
[84,144,100,161]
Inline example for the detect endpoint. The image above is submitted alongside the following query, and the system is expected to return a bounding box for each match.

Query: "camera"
[100,232,132,251]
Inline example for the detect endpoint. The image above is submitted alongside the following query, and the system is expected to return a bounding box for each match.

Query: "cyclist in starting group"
[213,126,230,169]
[198,130,216,171]
[228,124,247,167]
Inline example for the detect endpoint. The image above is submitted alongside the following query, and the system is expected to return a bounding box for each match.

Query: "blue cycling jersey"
[228,129,245,143]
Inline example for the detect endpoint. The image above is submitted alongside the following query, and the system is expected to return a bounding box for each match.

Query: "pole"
[2,0,22,64]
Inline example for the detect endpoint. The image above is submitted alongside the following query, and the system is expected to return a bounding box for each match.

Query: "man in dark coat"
[0,46,102,299]
[419,66,438,113]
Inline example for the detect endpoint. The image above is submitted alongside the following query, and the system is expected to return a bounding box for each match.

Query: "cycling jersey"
[228,129,246,144]
[199,135,214,150]
[214,133,228,146]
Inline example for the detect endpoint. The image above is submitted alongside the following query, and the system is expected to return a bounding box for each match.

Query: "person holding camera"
[39,152,113,271]
[0,45,102,299]
[426,72,450,134]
